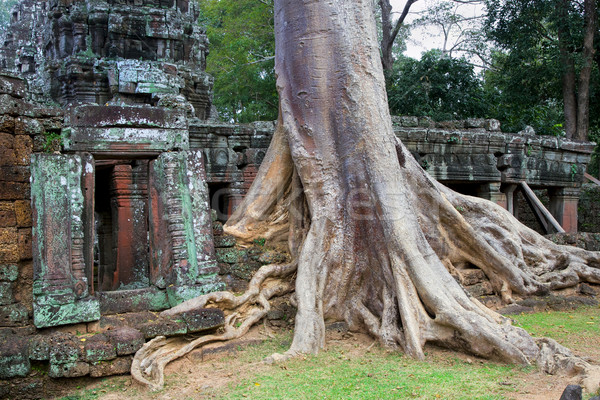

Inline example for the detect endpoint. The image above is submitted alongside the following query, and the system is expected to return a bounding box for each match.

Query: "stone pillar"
[549,187,580,233]
[502,184,519,216]
[477,182,506,209]
[108,163,149,290]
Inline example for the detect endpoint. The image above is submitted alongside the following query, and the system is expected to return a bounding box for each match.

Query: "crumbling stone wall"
[0,74,62,334]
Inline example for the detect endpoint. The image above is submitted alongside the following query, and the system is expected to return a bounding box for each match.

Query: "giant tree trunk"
[132,0,600,391]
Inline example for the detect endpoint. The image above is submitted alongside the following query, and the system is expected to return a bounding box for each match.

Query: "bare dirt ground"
[53,321,597,400]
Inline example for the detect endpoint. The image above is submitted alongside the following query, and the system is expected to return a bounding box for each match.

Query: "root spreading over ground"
[131,0,600,392]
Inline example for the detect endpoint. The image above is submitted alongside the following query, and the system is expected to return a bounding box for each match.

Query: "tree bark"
[575,0,597,141]
[131,0,600,391]
[379,0,416,72]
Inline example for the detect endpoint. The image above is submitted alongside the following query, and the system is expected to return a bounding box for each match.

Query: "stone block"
[14,200,31,227]
[48,334,83,365]
[215,247,246,264]
[0,166,30,182]
[0,133,12,149]
[0,227,17,245]
[139,317,187,339]
[0,181,29,201]
[85,334,117,362]
[33,297,101,328]
[258,250,288,264]
[13,117,43,136]
[106,327,145,356]
[0,282,14,305]
[0,75,26,99]
[460,269,486,286]
[48,361,90,378]
[0,264,17,282]
[0,304,28,326]
[89,356,133,378]
[0,202,16,227]
[28,335,51,361]
[18,228,32,260]
[0,115,15,133]
[12,134,32,166]
[229,262,261,281]
[177,308,225,333]
[0,334,30,378]
[213,234,236,248]
[0,148,15,167]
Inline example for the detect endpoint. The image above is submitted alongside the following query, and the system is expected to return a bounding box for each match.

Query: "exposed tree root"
[131,262,296,391]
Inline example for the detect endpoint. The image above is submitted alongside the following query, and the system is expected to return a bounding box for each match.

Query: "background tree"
[133,0,600,390]
[387,49,488,120]
[485,0,598,141]
[379,0,418,71]
[198,0,277,123]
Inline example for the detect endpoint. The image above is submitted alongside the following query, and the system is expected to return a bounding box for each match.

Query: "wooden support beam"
[584,172,600,187]
[519,182,565,234]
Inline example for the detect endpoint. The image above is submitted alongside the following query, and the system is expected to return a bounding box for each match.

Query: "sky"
[390,0,485,59]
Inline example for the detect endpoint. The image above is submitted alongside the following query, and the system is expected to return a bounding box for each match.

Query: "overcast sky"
[390,0,485,59]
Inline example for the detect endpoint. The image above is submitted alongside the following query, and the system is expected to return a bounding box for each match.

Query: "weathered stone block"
[0,75,26,99]
[89,356,133,378]
[229,262,261,281]
[18,228,32,260]
[0,166,30,182]
[48,361,90,378]
[215,248,246,264]
[105,327,145,356]
[85,334,117,362]
[0,227,17,246]
[99,288,170,314]
[0,304,28,326]
[0,264,17,282]
[0,203,16,228]
[0,132,12,148]
[177,308,225,333]
[14,117,43,136]
[0,282,14,305]
[166,281,225,307]
[139,316,187,339]
[28,335,51,361]
[258,250,288,264]
[14,200,31,228]
[460,269,486,286]
[0,244,19,264]
[0,334,30,378]
[0,148,15,167]
[48,334,83,365]
[33,298,101,329]
[12,134,32,166]
[0,182,29,201]
[213,234,236,248]
[0,115,15,133]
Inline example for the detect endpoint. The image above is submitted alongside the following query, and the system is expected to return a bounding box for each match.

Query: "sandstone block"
[85,334,117,362]
[18,228,32,260]
[0,334,29,378]
[0,304,28,326]
[0,202,16,227]
[0,182,29,201]
[89,356,132,378]
[0,282,14,305]
[106,327,145,356]
[13,135,32,166]
[48,361,89,378]
[14,200,31,227]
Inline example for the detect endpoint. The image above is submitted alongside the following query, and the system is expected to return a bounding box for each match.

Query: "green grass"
[510,306,600,351]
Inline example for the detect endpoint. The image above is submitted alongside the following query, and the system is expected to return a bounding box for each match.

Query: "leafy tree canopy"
[387,49,487,120]
[198,0,277,123]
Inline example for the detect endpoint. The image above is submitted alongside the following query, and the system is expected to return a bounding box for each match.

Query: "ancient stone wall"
[0,74,62,336]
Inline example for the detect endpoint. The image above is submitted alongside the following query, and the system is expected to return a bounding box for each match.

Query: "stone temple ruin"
[0,0,597,395]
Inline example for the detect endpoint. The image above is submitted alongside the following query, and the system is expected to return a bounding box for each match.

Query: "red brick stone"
[18,228,32,260]
[0,202,16,227]
[13,135,32,166]
[14,200,31,227]
[0,182,29,200]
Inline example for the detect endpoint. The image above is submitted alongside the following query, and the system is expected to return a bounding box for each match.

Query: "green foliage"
[198,0,277,123]
[483,0,600,137]
[386,50,488,120]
